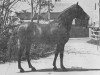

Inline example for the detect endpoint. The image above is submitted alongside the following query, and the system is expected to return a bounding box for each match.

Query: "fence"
[89,27,100,40]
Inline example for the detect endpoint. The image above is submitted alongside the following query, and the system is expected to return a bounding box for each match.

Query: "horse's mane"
[57,4,77,20]
[52,3,79,32]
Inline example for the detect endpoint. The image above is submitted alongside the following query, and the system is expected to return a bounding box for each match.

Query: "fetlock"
[53,66,58,70]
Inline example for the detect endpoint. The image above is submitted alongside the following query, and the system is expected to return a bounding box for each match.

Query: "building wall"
[70,25,89,38]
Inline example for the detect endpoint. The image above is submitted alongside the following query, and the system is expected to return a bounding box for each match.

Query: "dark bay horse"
[17,3,89,72]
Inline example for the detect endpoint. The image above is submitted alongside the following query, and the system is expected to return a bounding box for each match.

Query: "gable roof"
[51,2,72,12]
[11,1,99,23]
[12,1,72,13]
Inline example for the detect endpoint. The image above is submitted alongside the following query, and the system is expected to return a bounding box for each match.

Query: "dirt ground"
[0,37,100,75]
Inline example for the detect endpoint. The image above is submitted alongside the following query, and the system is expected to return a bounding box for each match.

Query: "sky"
[11,0,99,22]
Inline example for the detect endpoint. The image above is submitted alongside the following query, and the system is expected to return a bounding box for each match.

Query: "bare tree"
[0,0,19,30]
[0,0,20,62]
[37,0,54,23]
[24,0,54,23]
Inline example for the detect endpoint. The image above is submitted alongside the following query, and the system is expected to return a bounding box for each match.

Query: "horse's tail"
[7,36,13,62]
[7,28,19,62]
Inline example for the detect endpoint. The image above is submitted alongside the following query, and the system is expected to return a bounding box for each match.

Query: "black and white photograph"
[0,0,100,75]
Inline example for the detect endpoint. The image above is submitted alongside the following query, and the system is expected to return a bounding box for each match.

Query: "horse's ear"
[77,2,78,5]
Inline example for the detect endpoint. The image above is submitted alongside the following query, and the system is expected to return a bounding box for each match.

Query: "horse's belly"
[33,33,60,45]
[30,24,67,45]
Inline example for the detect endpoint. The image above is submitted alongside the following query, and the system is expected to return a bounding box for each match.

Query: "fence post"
[89,28,92,39]
[98,0,100,45]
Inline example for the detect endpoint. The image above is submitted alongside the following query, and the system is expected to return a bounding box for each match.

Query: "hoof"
[20,69,25,72]
[61,66,67,71]
[53,67,58,71]
[31,67,36,71]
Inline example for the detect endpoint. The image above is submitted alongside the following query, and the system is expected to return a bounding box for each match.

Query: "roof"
[11,1,99,23]
[51,2,72,12]
[11,1,31,12]
[12,1,72,13]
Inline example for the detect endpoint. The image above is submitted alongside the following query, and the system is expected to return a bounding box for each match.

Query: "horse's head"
[57,2,90,28]
[75,2,90,27]
[75,2,89,20]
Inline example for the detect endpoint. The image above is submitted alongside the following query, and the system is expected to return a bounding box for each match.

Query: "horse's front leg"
[60,50,66,70]
[59,43,66,70]
[60,35,69,70]
[25,43,36,71]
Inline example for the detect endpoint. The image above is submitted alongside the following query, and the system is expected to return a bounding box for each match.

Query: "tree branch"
[9,0,19,9]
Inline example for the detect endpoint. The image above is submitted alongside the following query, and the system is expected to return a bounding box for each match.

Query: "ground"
[0,37,100,75]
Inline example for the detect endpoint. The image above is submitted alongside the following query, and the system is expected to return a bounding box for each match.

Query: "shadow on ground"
[87,39,100,46]
[17,68,100,73]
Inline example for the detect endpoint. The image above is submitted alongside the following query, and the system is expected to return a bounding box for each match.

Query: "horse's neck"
[58,8,76,32]
[64,8,76,23]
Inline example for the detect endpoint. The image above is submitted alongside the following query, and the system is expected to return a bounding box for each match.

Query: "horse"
[17,2,89,72]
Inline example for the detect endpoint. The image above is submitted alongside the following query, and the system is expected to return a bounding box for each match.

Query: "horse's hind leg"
[18,44,25,72]
[60,50,66,70]
[25,43,36,71]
